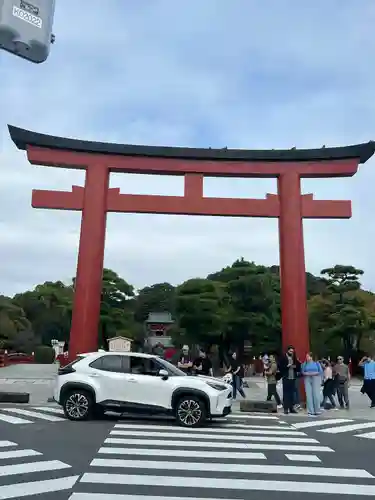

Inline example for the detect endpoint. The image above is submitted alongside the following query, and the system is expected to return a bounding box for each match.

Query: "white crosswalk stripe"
[292,418,375,437]
[285,454,322,462]
[110,429,315,441]
[224,413,280,420]
[90,458,372,478]
[356,431,375,440]
[0,440,78,498]
[32,406,65,415]
[70,495,235,500]
[292,419,354,429]
[113,422,307,434]
[319,422,375,434]
[0,413,33,424]
[67,418,375,498]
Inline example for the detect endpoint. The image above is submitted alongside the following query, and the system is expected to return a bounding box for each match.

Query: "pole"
[68,164,109,360]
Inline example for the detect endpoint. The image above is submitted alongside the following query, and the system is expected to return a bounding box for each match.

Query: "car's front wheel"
[62,389,94,421]
[175,396,207,427]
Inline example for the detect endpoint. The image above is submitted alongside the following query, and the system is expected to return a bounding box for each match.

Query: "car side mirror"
[159,369,169,380]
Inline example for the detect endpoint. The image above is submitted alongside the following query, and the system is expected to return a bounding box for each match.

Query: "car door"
[127,356,172,410]
[88,354,134,403]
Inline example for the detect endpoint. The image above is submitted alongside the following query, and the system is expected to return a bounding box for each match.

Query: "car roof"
[79,351,157,359]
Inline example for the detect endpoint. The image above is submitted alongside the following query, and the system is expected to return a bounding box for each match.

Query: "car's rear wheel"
[62,389,94,421]
[175,396,207,427]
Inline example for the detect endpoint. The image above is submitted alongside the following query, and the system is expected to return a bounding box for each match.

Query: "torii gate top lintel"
[8,125,375,178]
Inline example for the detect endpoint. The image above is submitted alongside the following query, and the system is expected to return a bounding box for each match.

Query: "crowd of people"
[264,346,375,416]
[173,343,375,414]
[177,346,247,400]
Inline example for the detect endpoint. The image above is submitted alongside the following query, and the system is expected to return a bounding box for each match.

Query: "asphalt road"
[0,408,375,499]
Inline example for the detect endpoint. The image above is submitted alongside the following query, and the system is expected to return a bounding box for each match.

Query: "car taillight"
[58,366,76,375]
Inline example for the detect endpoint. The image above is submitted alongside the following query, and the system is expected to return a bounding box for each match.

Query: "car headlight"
[206,381,228,391]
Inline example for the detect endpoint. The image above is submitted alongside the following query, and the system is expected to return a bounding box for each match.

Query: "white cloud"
[1,0,375,296]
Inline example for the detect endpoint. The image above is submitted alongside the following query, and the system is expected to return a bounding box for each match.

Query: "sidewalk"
[232,376,375,420]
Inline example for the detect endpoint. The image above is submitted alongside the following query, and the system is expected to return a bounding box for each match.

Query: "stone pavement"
[0,364,57,404]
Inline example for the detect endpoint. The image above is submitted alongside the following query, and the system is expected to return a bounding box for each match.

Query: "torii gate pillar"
[278,171,309,355]
[69,164,110,357]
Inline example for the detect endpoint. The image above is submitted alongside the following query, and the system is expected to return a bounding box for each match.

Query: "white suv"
[53,351,232,427]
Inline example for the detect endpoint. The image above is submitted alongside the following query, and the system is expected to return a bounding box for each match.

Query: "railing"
[0,352,35,366]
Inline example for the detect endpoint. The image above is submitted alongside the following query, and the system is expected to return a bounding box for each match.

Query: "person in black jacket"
[278,345,301,414]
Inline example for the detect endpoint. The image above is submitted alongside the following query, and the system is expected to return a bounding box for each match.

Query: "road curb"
[239,399,277,413]
[0,392,30,403]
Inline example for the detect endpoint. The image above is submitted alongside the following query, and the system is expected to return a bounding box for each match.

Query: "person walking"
[227,352,246,400]
[301,352,323,416]
[321,359,337,409]
[265,354,282,407]
[334,356,350,409]
[359,355,375,408]
[278,345,301,415]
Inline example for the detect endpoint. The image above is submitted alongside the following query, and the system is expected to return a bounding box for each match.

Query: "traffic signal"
[0,0,55,63]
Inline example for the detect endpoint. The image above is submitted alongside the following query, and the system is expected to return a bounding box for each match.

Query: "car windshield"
[157,357,186,376]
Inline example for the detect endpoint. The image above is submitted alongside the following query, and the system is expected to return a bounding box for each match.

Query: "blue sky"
[1,0,375,295]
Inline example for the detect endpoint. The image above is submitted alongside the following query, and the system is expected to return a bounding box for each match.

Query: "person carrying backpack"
[265,354,282,407]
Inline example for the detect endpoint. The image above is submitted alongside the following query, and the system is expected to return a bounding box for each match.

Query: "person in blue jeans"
[301,352,323,416]
[359,355,375,407]
[227,352,246,400]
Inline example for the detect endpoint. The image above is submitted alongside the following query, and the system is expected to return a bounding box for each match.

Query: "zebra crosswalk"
[291,418,375,439]
[0,404,282,426]
[68,417,375,498]
[0,406,65,424]
[0,439,78,498]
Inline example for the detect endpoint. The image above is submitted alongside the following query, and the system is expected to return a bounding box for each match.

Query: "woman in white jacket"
[321,360,337,409]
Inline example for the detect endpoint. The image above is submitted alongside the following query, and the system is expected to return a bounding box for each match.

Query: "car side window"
[130,356,146,374]
[130,357,161,376]
[89,355,124,373]
[145,358,163,376]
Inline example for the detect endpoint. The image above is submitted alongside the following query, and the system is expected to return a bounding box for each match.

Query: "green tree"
[210,259,281,357]
[175,278,225,349]
[134,282,175,322]
[97,269,136,349]
[321,265,363,296]
[270,265,327,298]
[0,296,33,350]
[13,282,73,346]
[309,265,372,359]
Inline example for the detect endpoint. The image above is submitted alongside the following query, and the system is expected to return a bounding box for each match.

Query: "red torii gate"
[8,125,375,361]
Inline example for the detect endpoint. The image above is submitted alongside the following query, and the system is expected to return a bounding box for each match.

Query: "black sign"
[20,0,39,16]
